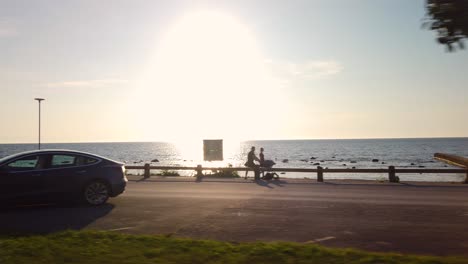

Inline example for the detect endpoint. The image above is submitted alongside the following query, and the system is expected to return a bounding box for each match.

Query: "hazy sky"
[1,0,467,143]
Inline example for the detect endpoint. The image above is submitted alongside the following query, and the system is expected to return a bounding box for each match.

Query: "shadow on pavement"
[128,176,468,188]
[270,180,285,187]
[322,181,468,188]
[254,179,274,188]
[0,203,114,235]
[129,177,291,185]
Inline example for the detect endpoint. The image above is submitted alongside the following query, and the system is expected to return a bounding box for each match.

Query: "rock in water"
[151,159,159,162]
[372,159,379,162]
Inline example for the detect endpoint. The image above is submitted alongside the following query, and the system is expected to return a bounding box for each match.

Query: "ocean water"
[1,138,467,182]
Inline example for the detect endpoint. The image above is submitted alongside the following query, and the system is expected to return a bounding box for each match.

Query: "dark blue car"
[0,150,127,206]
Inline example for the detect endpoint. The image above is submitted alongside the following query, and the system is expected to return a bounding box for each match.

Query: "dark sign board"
[203,139,223,161]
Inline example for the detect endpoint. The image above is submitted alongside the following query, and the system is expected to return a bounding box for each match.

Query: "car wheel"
[83,181,110,206]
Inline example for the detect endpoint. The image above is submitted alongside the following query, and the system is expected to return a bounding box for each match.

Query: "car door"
[0,154,47,200]
[43,153,90,196]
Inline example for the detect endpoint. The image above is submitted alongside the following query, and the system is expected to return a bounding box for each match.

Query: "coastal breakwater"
[434,153,468,168]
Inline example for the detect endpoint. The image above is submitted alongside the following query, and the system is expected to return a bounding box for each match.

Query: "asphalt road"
[1,177,468,256]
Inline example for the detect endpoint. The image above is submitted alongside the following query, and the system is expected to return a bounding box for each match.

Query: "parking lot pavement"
[1,178,468,256]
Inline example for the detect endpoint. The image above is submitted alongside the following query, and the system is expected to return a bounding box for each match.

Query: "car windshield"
[0,153,23,164]
[0,150,42,165]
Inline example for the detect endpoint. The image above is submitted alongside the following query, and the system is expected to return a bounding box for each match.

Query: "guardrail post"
[196,165,203,179]
[388,166,398,183]
[317,166,324,182]
[144,163,150,178]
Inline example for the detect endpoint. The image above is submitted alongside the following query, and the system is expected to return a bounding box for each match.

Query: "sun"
[135,10,285,144]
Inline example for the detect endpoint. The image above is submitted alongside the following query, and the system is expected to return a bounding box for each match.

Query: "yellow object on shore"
[434,153,468,168]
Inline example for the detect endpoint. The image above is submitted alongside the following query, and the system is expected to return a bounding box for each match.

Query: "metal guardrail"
[125,164,468,183]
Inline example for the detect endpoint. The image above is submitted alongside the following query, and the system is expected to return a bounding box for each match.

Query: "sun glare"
[134,10,285,144]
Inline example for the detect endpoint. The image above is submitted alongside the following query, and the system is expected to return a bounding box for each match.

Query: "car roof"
[0,149,121,165]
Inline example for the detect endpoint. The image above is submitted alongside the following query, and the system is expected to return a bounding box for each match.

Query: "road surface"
[1,177,468,256]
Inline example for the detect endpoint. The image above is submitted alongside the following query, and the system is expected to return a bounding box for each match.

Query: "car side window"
[76,156,98,166]
[7,155,40,171]
[51,154,76,168]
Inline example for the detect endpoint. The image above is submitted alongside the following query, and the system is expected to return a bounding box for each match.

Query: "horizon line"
[1,136,467,145]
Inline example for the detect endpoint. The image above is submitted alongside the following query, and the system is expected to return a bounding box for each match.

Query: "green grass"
[0,231,466,264]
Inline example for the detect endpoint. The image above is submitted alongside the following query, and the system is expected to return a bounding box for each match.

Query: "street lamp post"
[34,98,45,150]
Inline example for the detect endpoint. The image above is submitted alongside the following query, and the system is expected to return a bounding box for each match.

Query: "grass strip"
[0,230,466,264]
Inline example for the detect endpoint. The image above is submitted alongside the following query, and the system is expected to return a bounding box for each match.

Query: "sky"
[1,0,467,143]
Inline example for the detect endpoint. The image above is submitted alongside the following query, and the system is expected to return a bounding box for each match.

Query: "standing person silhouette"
[244,146,260,180]
[259,147,265,166]
[259,147,265,177]
[258,147,276,177]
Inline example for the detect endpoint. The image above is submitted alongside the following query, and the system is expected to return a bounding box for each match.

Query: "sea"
[1,138,467,182]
